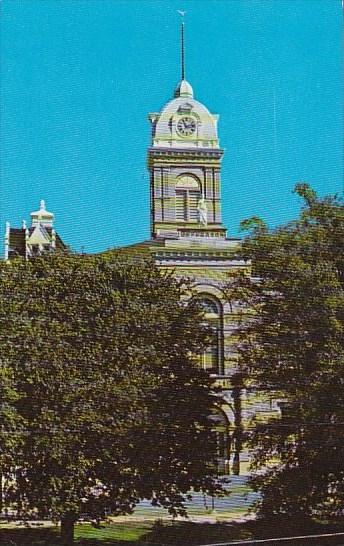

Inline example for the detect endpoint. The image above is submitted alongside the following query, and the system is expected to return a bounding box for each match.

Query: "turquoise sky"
[1,0,343,253]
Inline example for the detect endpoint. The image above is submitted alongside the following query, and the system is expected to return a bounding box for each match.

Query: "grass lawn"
[1,478,343,546]
[0,522,149,546]
[1,519,344,546]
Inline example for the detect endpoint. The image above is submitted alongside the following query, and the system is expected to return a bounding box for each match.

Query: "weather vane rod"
[177,10,186,80]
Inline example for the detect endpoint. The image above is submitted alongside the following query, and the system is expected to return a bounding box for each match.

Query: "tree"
[0,252,219,544]
[0,365,22,513]
[226,184,344,520]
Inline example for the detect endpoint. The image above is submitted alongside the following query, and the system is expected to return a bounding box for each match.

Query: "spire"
[175,10,194,99]
[178,10,186,80]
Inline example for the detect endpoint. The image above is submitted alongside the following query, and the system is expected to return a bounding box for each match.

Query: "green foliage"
[227,184,344,519]
[0,364,23,475]
[0,252,218,533]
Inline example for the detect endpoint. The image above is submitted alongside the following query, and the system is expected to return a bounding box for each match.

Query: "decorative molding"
[149,147,224,160]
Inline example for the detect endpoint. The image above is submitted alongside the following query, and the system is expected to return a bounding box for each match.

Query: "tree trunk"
[60,513,76,545]
[232,385,243,476]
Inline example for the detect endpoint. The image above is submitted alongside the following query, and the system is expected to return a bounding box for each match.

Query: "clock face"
[177,116,196,136]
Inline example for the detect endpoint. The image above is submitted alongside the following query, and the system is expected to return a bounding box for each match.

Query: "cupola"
[30,200,54,228]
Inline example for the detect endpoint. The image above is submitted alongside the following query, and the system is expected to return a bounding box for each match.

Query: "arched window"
[200,298,220,315]
[196,295,223,375]
[175,175,201,222]
[209,407,230,474]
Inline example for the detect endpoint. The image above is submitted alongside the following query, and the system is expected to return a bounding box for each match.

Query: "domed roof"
[149,84,220,149]
[149,19,221,149]
[174,79,194,98]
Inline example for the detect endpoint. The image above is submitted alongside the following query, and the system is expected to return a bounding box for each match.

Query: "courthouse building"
[123,30,280,474]
[4,25,280,475]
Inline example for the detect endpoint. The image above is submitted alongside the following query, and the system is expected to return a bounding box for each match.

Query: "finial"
[40,199,46,211]
[177,10,186,80]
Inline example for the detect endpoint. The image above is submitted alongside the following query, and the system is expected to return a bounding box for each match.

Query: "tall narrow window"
[203,336,220,373]
[198,296,223,375]
[209,407,230,475]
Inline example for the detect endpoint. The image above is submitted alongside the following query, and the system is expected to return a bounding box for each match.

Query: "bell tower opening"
[175,175,201,222]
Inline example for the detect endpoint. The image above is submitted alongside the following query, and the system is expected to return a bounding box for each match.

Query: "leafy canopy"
[227,184,344,519]
[0,252,219,531]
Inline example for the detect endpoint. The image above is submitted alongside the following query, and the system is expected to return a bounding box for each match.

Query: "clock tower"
[148,17,227,240]
[148,77,226,240]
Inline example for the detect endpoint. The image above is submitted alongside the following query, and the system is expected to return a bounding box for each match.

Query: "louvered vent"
[175,190,187,220]
[189,190,200,221]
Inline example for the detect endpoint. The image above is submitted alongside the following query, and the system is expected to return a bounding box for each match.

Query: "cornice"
[148,147,224,161]
[152,249,245,263]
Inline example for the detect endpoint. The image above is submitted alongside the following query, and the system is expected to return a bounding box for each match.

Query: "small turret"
[30,199,54,228]
[4,200,67,259]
